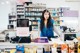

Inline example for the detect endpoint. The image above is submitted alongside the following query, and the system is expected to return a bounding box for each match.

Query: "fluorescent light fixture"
[6,1,10,4]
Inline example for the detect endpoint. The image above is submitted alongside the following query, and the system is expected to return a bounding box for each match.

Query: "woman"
[40,9,60,40]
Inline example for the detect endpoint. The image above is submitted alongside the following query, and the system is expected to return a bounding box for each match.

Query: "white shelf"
[9,18,17,21]
[17,10,24,11]
[25,6,46,8]
[17,13,24,15]
[17,7,24,8]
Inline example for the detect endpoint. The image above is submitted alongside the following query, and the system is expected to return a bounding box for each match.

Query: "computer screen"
[64,34,76,41]
[17,19,29,27]
[17,19,29,37]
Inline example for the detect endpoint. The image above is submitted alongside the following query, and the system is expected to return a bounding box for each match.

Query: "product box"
[74,43,78,53]
[66,40,76,53]
[57,45,61,53]
[25,46,37,53]
[68,48,74,53]
[37,48,43,53]
[78,43,80,53]
[25,48,30,53]
[68,43,75,53]
[33,37,48,43]
[51,48,57,53]
[44,45,51,52]
[16,45,24,53]
[61,44,68,53]
[10,49,16,53]
[51,43,58,53]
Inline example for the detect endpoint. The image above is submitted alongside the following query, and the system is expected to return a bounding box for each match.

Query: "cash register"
[11,19,31,43]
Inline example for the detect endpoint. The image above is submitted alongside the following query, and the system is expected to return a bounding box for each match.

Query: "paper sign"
[16,27,29,37]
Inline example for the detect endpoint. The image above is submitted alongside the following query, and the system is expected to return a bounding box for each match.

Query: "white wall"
[0,0,80,31]
[32,0,80,8]
[0,0,16,31]
[0,3,10,31]
[60,17,78,31]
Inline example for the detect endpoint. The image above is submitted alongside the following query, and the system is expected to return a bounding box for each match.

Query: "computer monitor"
[64,34,76,41]
[16,19,29,37]
[17,19,29,27]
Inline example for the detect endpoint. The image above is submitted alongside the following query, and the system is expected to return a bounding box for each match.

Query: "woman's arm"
[38,20,41,37]
[54,25,62,37]
[51,19,62,37]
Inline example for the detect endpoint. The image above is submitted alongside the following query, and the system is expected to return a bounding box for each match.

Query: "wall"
[0,3,10,31]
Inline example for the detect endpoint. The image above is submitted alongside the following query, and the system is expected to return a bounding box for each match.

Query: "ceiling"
[0,0,16,5]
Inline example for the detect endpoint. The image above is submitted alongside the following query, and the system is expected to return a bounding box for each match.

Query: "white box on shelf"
[52,48,57,53]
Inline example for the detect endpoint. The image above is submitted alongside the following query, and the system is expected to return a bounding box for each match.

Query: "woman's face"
[44,12,49,20]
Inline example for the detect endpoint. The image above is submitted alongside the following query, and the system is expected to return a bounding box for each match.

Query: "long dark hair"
[40,9,53,31]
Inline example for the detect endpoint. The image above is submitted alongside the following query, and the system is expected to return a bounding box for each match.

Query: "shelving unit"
[47,8,60,30]
[7,2,46,30]
[47,7,69,27]
[16,4,25,19]
[16,2,46,28]
[8,13,16,29]
[24,3,46,21]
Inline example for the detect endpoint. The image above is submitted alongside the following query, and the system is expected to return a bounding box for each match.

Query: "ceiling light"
[1,2,5,5]
[6,1,10,4]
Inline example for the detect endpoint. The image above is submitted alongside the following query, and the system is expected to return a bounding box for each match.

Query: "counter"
[0,39,65,49]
